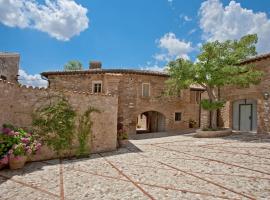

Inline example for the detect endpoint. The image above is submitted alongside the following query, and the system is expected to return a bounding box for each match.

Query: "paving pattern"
[0,132,270,200]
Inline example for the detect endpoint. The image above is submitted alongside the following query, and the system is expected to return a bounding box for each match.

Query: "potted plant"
[189,119,197,128]
[117,130,129,147]
[1,125,42,170]
[0,125,15,169]
[0,154,8,170]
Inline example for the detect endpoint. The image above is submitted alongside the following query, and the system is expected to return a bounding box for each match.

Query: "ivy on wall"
[77,107,100,156]
[32,98,76,156]
[32,96,100,158]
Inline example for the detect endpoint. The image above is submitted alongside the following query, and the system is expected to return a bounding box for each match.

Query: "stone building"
[0,55,118,156]
[42,62,203,136]
[0,52,19,83]
[201,53,270,134]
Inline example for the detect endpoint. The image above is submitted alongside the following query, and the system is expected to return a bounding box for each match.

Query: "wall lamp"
[263,92,270,100]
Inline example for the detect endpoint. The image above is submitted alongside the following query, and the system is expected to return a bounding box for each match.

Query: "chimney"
[89,61,102,70]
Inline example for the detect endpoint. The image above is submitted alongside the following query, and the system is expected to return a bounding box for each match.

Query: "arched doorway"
[136,111,166,134]
[233,99,257,132]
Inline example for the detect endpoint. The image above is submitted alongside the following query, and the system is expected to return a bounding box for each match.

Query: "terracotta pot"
[0,163,7,170]
[0,155,9,170]
[119,139,129,147]
[9,156,27,170]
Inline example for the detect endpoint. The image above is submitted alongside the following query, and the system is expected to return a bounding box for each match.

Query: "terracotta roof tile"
[41,69,169,77]
[240,53,270,64]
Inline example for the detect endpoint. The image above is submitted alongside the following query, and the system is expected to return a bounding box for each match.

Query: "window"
[142,83,150,97]
[92,81,102,93]
[0,75,7,80]
[175,112,182,121]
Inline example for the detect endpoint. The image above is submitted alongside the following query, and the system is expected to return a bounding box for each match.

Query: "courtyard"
[0,132,270,200]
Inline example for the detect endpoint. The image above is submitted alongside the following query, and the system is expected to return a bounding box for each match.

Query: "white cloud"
[184,16,192,22]
[0,0,89,41]
[141,65,166,72]
[180,14,192,22]
[188,28,197,35]
[155,32,193,62]
[199,0,270,53]
[18,69,48,88]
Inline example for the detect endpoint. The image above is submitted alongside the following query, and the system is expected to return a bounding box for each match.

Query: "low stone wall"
[0,79,118,159]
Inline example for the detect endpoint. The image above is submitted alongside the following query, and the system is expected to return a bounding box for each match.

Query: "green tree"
[166,34,263,129]
[64,60,83,71]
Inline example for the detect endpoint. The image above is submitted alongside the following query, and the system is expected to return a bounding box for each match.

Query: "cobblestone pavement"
[1,132,270,200]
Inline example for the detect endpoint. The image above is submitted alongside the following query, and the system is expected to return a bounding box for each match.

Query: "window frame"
[174,112,182,122]
[92,80,102,93]
[142,82,150,97]
[0,75,7,80]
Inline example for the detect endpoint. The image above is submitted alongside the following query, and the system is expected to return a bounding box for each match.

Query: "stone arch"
[136,110,166,134]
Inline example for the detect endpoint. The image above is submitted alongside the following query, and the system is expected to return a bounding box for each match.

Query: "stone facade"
[200,54,270,134]
[43,69,201,136]
[0,53,19,83]
[0,79,118,156]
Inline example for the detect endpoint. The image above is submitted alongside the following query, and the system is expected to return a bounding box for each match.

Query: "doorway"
[136,111,165,134]
[233,99,257,132]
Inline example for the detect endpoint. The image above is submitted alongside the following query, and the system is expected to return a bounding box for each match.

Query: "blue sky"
[0,0,270,86]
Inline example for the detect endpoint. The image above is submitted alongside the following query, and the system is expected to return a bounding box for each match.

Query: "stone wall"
[117,74,200,135]
[200,58,270,134]
[46,72,200,135]
[0,53,19,83]
[0,79,118,160]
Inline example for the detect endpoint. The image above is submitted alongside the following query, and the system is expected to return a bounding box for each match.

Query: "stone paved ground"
[0,132,270,200]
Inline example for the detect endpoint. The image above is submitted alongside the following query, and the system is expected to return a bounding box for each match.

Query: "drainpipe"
[199,91,202,127]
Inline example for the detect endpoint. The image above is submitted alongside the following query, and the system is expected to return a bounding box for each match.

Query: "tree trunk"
[210,109,217,129]
[206,87,218,129]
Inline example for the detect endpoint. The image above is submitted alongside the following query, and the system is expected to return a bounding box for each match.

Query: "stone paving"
[0,132,270,200]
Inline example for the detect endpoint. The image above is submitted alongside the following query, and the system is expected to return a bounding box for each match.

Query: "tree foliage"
[64,60,83,71]
[166,34,264,129]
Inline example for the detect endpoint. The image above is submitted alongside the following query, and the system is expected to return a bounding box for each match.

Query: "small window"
[142,83,150,97]
[175,112,182,121]
[92,81,102,93]
[0,75,7,80]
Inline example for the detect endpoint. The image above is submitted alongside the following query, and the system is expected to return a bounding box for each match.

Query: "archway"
[232,99,257,132]
[136,111,166,134]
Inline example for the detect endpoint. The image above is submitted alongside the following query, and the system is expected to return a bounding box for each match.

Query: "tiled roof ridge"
[0,79,115,97]
[240,52,270,64]
[0,52,20,57]
[41,68,169,77]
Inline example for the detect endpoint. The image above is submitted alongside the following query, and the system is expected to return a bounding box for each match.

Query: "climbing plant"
[32,98,76,156]
[77,107,100,156]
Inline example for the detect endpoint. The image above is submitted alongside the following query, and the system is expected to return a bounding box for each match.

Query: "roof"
[240,53,270,64]
[41,68,169,78]
[0,52,20,57]
[41,52,270,79]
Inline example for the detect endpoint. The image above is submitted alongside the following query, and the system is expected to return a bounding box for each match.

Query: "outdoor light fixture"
[263,92,270,100]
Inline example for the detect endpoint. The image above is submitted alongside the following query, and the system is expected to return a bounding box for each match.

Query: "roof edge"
[240,53,270,64]
[41,69,169,78]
